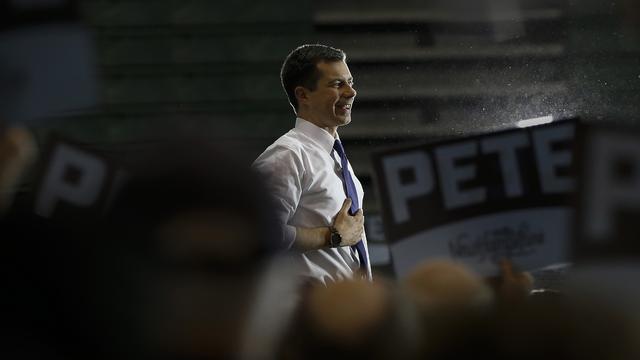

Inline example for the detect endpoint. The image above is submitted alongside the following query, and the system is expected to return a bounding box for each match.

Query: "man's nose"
[344,84,356,98]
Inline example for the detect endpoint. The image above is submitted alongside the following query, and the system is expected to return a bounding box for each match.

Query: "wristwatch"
[329,226,342,247]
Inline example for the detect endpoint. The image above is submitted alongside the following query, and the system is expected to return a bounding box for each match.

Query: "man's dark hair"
[280,44,346,113]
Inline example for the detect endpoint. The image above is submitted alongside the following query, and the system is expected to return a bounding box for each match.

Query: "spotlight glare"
[516,115,554,128]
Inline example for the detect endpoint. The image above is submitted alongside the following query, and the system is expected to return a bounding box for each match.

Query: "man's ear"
[294,86,308,106]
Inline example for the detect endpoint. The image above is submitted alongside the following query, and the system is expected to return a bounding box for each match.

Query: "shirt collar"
[295,117,338,154]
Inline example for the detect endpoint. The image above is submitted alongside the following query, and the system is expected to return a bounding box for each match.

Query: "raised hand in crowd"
[0,127,36,214]
[485,259,534,304]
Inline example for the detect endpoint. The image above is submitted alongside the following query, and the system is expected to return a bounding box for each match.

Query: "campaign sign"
[575,126,640,260]
[33,140,126,222]
[372,120,576,277]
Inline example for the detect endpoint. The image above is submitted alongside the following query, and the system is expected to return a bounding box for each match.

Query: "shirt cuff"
[283,224,297,249]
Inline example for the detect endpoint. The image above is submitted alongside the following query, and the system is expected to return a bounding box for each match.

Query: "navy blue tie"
[333,139,369,271]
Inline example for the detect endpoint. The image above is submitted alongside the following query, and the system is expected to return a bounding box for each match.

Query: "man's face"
[302,60,356,129]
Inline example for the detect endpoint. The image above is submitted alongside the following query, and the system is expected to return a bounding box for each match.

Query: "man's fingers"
[353,227,363,241]
[340,198,352,213]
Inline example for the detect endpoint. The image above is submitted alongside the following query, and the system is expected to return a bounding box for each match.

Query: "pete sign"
[372,120,576,276]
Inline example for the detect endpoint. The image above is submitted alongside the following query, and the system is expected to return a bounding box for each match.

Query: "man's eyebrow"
[328,77,354,83]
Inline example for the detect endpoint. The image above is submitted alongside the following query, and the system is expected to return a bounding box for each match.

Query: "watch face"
[331,231,342,247]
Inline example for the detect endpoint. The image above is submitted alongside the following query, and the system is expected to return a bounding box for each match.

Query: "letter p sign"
[584,133,640,243]
[382,151,434,224]
[35,143,106,218]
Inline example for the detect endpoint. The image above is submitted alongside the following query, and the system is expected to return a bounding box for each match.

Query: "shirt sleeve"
[252,145,305,249]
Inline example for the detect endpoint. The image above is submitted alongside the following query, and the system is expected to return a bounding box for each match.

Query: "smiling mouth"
[336,104,352,111]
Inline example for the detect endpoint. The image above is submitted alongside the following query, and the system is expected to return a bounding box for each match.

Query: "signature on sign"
[448,223,544,263]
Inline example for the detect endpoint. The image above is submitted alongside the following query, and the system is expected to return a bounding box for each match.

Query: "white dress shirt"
[253,117,372,282]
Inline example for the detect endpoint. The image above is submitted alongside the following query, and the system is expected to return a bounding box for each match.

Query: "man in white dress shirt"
[253,44,371,283]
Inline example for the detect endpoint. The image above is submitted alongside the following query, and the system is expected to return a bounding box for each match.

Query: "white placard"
[391,207,571,277]
[373,120,577,276]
